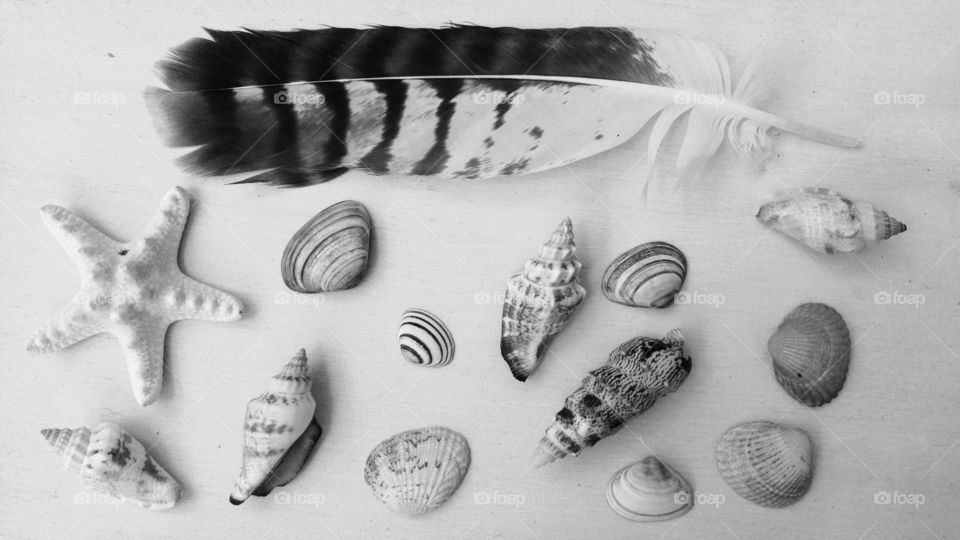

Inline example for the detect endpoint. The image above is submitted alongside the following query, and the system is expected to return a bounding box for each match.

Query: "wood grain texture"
[1,1,958,539]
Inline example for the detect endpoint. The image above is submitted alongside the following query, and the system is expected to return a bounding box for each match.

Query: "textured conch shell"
[757,187,906,254]
[281,200,372,293]
[500,217,586,381]
[769,303,851,406]
[601,242,687,308]
[398,309,455,367]
[606,455,694,522]
[41,423,181,510]
[716,421,814,508]
[364,426,471,515]
[230,349,323,505]
[532,329,691,467]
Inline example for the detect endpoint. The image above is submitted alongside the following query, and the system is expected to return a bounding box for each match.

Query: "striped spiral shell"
[281,200,372,293]
[601,242,687,308]
[398,309,455,367]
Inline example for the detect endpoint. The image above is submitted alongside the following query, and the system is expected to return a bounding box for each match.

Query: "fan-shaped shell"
[364,426,471,515]
[715,421,814,508]
[606,455,694,522]
[398,309,455,367]
[281,200,372,293]
[769,303,851,406]
[757,188,906,254]
[601,242,687,308]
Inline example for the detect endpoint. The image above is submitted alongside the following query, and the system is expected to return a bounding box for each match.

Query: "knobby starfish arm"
[26,302,105,352]
[142,186,190,262]
[40,205,120,271]
[166,277,244,322]
[115,321,167,407]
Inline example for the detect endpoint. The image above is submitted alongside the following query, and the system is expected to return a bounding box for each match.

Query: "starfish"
[26,187,244,406]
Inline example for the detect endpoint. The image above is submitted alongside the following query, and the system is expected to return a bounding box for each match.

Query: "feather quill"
[144,26,859,187]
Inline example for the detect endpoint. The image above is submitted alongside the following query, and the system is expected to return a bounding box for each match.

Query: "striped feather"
[145,25,859,187]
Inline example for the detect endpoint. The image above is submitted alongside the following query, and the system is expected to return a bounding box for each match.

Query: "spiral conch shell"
[606,455,694,522]
[281,200,372,293]
[757,188,906,254]
[716,421,814,508]
[364,426,471,515]
[769,303,851,406]
[532,329,691,467]
[41,423,181,510]
[601,242,687,308]
[500,217,586,381]
[230,349,323,505]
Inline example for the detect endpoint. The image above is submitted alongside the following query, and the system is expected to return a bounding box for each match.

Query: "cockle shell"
[281,200,372,293]
[500,217,586,381]
[364,426,471,515]
[606,455,694,522]
[230,349,323,505]
[532,329,691,467]
[769,303,851,407]
[398,309,455,367]
[41,423,181,510]
[716,421,814,508]
[601,242,687,308]
[757,188,906,254]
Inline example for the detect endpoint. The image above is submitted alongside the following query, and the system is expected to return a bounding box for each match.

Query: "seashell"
[281,200,372,293]
[601,242,687,308]
[757,187,906,254]
[230,349,323,505]
[500,217,586,381]
[606,455,694,522]
[41,423,181,510]
[768,303,851,406]
[364,426,471,515]
[532,329,691,467]
[716,421,814,508]
[398,309,455,367]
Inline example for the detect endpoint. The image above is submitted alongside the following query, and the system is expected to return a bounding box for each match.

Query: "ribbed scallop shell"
[601,242,687,308]
[769,303,851,407]
[230,349,322,505]
[606,455,694,522]
[398,309,455,367]
[41,423,181,510]
[500,217,586,381]
[281,200,372,293]
[716,421,814,508]
[532,329,691,467]
[364,426,471,515]
[757,188,906,254]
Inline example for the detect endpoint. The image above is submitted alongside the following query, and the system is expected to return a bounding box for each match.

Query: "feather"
[144,25,859,187]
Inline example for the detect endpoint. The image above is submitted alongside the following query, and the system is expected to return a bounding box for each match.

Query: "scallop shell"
[532,329,691,467]
[398,309,455,367]
[757,188,906,254]
[606,455,694,522]
[364,426,471,515]
[601,242,687,308]
[230,349,323,505]
[41,423,181,510]
[281,200,372,293]
[500,217,586,381]
[716,421,814,508]
[769,303,851,407]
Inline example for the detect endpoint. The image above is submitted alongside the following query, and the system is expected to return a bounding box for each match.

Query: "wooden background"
[1,1,958,538]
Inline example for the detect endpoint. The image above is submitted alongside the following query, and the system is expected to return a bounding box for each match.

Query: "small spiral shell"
[601,242,687,308]
[398,309,455,367]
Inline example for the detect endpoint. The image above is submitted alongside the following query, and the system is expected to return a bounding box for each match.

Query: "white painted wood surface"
[1,1,958,538]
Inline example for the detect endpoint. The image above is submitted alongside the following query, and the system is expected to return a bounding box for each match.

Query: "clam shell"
[281,200,371,293]
[364,426,471,515]
[716,421,814,508]
[601,242,687,308]
[769,303,851,406]
[606,455,694,522]
[398,309,455,367]
[757,188,906,254]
